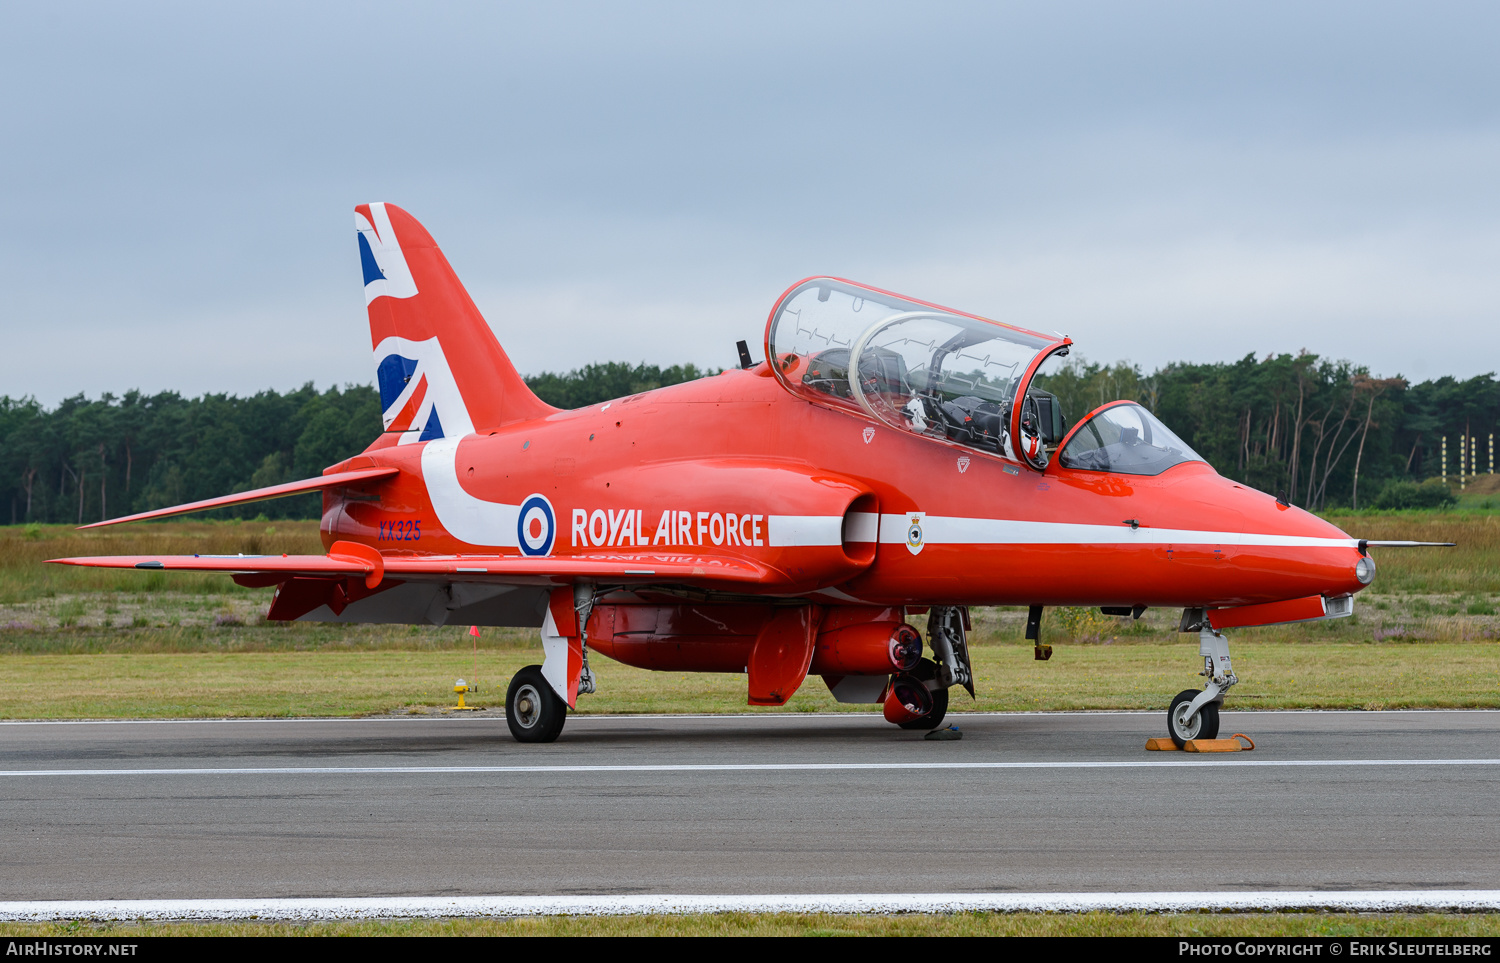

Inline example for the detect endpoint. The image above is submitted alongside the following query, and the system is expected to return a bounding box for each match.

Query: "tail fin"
[356,202,554,447]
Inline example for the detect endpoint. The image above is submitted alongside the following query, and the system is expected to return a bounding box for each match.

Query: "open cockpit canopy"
[766,278,1068,465]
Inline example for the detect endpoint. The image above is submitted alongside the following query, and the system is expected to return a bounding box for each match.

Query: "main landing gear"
[886,606,973,730]
[1167,620,1238,748]
[506,665,567,743]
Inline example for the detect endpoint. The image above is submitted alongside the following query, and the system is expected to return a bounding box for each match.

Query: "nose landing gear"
[1167,623,1238,748]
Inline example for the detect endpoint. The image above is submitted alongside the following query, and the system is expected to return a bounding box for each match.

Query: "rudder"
[356,202,554,447]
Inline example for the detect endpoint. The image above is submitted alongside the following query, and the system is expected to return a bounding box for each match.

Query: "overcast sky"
[3,1,1498,406]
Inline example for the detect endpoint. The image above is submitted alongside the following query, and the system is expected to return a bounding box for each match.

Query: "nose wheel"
[1168,689,1220,746]
[1166,623,1237,748]
[506,665,567,743]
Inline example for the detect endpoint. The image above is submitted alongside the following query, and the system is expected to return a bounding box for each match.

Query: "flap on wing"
[48,550,773,586]
[77,467,400,530]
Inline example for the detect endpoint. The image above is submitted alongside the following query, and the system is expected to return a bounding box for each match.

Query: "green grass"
[1324,513,1500,595]
[6,911,1500,937]
[0,519,323,604]
[1,635,1496,719]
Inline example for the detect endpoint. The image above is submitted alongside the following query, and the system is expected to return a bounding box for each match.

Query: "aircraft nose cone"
[1174,471,1368,603]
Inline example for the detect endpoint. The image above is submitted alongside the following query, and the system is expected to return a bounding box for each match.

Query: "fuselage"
[323,363,1367,610]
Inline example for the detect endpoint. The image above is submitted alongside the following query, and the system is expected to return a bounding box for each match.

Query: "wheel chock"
[1145,734,1255,752]
[924,726,963,741]
[1183,733,1255,753]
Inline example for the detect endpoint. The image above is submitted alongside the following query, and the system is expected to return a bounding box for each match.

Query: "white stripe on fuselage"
[877,514,1356,549]
[420,436,520,548]
[766,515,844,547]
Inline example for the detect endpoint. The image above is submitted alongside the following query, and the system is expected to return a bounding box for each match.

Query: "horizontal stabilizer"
[77,467,400,529]
[48,550,771,586]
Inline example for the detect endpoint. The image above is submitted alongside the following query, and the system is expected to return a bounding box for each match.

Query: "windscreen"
[1058,402,1205,476]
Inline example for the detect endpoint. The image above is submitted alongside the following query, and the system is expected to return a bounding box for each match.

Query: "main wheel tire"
[1167,688,1220,748]
[899,685,949,730]
[506,665,567,743]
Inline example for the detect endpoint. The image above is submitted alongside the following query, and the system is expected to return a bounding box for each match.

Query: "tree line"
[1,355,1493,526]
[1043,353,1496,510]
[0,363,711,525]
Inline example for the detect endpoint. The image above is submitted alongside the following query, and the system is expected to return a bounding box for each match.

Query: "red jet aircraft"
[55,203,1433,744]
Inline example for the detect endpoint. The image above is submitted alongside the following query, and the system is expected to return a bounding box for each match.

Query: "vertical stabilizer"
[356,202,554,446]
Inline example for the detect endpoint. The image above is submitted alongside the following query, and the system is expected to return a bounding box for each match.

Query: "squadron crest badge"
[905,512,925,555]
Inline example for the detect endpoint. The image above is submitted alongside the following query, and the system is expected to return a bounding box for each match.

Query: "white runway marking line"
[1,707,1496,726]
[2,890,1499,920]
[3,758,1500,777]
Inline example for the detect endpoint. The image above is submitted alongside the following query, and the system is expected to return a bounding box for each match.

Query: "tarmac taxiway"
[1,710,1497,900]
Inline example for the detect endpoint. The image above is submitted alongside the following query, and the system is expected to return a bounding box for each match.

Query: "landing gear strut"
[926,606,975,698]
[1167,622,1238,748]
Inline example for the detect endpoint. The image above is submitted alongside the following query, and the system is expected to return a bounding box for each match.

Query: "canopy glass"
[1057,401,1206,476]
[765,278,1065,463]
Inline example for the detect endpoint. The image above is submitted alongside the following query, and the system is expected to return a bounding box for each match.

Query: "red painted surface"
[1209,594,1327,629]
[747,607,823,706]
[883,675,932,725]
[808,620,922,675]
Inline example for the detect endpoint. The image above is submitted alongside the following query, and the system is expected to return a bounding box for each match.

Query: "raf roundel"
[517,494,556,557]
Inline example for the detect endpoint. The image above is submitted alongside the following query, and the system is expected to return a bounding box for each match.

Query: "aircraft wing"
[47,548,772,587]
[76,467,400,529]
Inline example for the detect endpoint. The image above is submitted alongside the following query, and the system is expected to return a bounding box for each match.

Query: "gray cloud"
[3,1,1497,404]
